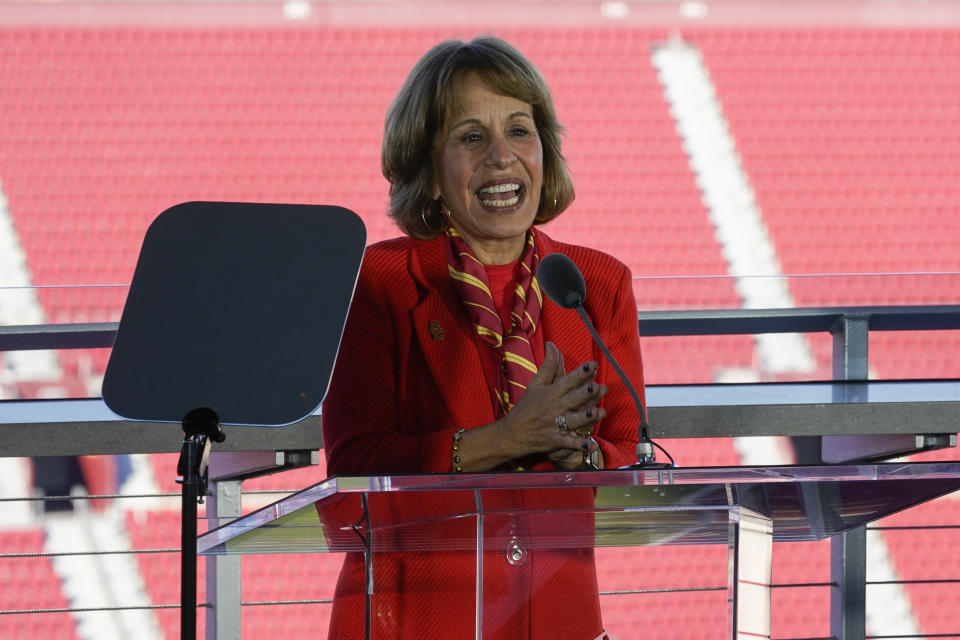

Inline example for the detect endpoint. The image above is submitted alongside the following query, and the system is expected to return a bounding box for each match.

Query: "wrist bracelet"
[452,428,465,472]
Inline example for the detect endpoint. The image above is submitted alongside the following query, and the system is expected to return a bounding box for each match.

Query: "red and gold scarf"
[446,228,543,415]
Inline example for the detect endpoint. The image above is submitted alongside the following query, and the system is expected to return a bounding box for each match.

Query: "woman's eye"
[461,133,483,144]
[509,127,531,138]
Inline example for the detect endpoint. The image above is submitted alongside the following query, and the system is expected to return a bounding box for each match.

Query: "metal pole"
[181,435,201,640]
[829,314,870,640]
[474,489,484,640]
[179,408,223,640]
[206,479,243,640]
[362,493,372,640]
[831,314,870,384]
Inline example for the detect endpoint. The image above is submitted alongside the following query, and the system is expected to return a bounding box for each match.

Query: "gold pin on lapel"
[428,320,445,341]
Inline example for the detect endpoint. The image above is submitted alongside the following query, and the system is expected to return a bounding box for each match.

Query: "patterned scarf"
[446,227,543,415]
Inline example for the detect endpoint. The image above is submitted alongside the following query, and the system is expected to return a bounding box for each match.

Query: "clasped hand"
[503,341,606,470]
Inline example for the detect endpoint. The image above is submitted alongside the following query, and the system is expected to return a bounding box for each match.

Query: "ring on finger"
[555,414,568,433]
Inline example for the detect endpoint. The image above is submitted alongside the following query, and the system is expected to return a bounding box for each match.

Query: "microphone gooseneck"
[571,305,656,464]
[536,253,668,466]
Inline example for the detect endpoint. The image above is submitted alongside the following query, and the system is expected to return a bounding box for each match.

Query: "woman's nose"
[486,135,517,168]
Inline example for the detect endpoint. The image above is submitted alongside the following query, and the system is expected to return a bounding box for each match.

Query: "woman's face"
[433,72,544,265]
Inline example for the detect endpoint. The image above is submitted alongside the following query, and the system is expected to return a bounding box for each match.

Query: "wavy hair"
[381,36,575,238]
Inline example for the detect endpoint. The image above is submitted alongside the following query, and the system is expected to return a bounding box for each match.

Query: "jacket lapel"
[536,230,597,370]
[409,236,496,429]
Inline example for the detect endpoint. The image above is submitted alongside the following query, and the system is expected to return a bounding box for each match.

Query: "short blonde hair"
[382,36,575,238]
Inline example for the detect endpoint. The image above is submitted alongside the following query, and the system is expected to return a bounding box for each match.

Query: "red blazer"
[322,228,644,639]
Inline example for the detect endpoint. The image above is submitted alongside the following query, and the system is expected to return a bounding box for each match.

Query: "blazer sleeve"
[321,264,458,476]
[592,262,646,469]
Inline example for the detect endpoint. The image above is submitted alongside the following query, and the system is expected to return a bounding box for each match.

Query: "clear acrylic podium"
[198,462,960,639]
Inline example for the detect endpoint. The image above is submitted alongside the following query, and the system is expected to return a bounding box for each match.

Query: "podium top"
[199,462,960,556]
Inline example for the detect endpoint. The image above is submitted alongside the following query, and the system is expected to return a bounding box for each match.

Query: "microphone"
[536,253,664,466]
[537,252,586,309]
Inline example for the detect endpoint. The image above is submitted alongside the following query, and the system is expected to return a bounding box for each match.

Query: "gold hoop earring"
[421,201,448,234]
[534,193,558,223]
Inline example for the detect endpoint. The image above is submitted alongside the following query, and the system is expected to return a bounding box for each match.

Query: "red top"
[476,260,546,413]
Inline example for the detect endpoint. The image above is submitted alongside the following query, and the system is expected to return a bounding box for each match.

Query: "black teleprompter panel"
[103,201,365,427]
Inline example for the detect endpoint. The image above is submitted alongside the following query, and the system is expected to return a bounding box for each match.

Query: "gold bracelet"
[452,428,465,472]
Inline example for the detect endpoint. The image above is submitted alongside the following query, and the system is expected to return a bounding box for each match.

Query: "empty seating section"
[770,539,832,638]
[0,529,79,640]
[241,554,338,637]
[872,477,960,637]
[695,29,960,635]
[125,509,207,640]
[0,23,957,639]
[596,544,728,637]
[695,28,960,379]
[0,26,743,389]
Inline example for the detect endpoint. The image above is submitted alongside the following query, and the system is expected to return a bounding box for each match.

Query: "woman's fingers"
[530,342,565,388]
[554,406,606,440]
[531,343,599,397]
[553,344,566,383]
[507,392,602,455]
[547,446,585,470]
[506,346,610,457]
[556,359,598,394]
[549,429,603,469]
[560,381,607,413]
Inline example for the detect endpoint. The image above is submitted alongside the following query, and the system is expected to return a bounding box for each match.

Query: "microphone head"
[537,253,586,309]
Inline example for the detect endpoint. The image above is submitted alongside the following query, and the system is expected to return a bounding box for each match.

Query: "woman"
[321,36,644,639]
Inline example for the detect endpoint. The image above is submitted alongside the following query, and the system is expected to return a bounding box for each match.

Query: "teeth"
[478,183,520,194]
[482,195,519,208]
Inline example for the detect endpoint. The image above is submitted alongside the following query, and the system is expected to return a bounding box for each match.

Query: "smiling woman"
[381,37,574,243]
[431,72,544,265]
[321,36,646,639]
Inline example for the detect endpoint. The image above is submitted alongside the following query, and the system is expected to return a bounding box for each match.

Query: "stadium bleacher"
[0,529,80,640]
[696,27,960,379]
[126,509,206,640]
[1,14,958,640]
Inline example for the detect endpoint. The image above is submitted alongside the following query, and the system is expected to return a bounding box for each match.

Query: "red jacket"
[322,228,644,639]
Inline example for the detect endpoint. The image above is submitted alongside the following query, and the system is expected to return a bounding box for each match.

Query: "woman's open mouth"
[476,181,524,211]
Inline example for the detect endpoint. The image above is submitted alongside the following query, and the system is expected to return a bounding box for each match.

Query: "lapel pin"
[428,320,445,341]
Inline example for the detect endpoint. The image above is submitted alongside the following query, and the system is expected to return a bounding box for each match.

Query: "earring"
[534,192,558,223]
[421,199,449,234]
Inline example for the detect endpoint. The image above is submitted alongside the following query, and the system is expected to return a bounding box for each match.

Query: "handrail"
[1,305,958,458]
[636,304,960,336]
[0,321,117,351]
[2,304,960,351]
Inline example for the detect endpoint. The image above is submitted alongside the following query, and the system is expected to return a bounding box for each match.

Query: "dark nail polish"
[581,441,589,450]
[586,408,593,419]
[582,363,590,373]
[587,385,594,394]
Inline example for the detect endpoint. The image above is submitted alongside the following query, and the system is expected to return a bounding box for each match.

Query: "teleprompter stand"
[103,201,365,640]
[177,408,225,638]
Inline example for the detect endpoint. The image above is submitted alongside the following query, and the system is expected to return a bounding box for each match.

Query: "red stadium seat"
[0,528,80,640]
[2,23,959,639]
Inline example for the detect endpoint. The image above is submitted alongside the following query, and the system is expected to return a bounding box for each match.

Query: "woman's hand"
[453,342,607,471]
[501,341,607,461]
[546,436,603,470]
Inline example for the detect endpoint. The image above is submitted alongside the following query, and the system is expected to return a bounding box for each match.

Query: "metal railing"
[1,305,959,640]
